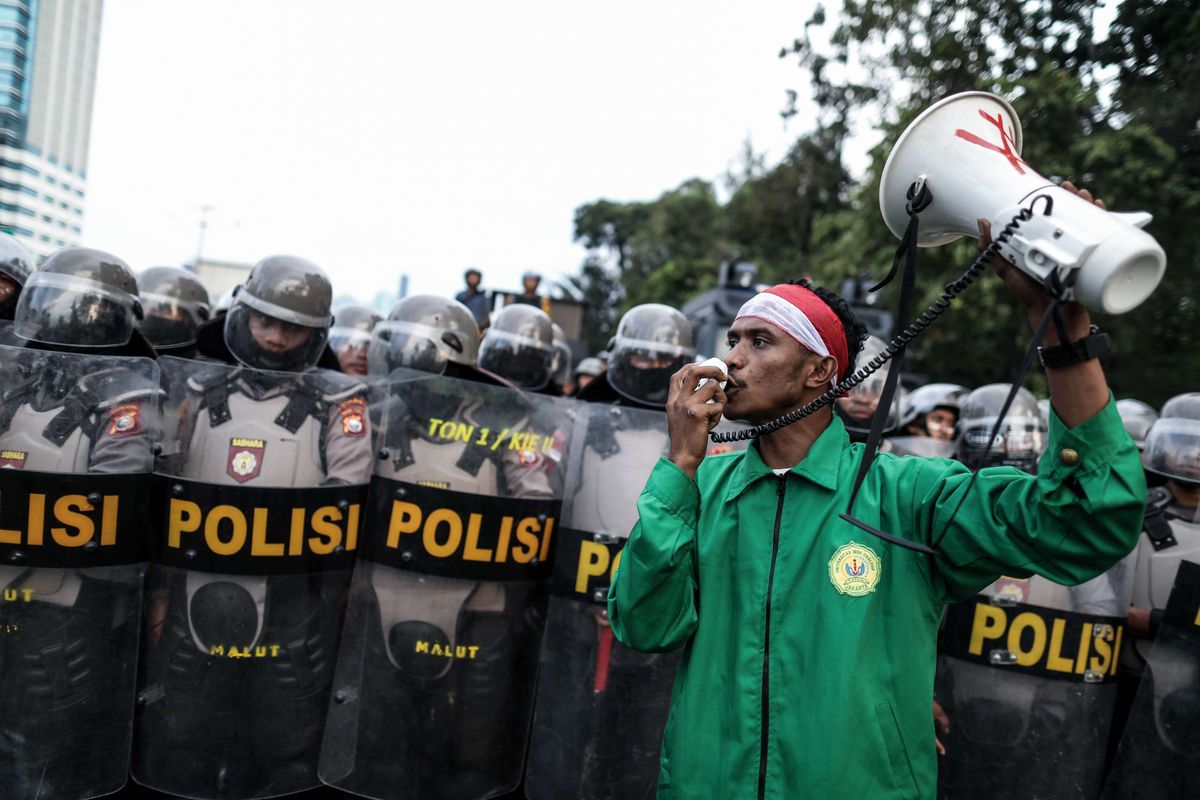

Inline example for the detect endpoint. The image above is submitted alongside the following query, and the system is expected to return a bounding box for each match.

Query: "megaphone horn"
[879,91,1166,314]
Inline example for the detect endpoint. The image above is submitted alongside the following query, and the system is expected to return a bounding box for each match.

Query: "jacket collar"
[726,415,848,500]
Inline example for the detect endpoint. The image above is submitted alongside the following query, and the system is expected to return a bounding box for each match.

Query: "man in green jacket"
[608,195,1146,799]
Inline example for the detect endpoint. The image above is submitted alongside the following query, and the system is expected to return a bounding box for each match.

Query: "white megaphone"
[879,91,1166,314]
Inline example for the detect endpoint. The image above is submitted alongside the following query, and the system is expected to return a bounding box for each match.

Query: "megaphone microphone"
[879,91,1166,314]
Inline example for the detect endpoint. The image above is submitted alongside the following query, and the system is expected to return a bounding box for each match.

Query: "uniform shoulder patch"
[227,437,266,483]
[107,403,143,437]
[828,541,881,597]
[339,396,367,437]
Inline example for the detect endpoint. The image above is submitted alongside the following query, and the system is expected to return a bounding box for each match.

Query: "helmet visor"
[608,337,694,406]
[956,416,1047,472]
[224,302,328,371]
[368,321,452,376]
[1143,418,1200,485]
[478,328,555,390]
[13,273,138,347]
[139,291,210,347]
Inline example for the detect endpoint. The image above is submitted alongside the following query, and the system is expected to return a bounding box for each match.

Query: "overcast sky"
[82,0,827,306]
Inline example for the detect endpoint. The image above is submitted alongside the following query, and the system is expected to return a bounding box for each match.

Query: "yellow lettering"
[1091,629,1113,674]
[210,645,225,656]
[51,495,94,547]
[345,504,360,552]
[511,517,540,563]
[967,604,1008,656]
[28,494,44,546]
[100,495,119,546]
[1007,612,1047,667]
[250,507,280,556]
[310,506,343,555]
[255,646,268,657]
[1074,623,1092,673]
[575,541,610,594]
[453,423,474,443]
[539,516,555,563]
[387,501,422,549]
[270,645,281,657]
[611,548,623,582]
[3,588,15,601]
[168,499,202,549]
[22,588,32,602]
[289,507,305,556]
[495,516,513,562]
[475,427,490,445]
[463,513,493,562]
[467,645,480,659]
[415,640,430,654]
[205,505,248,556]
[1110,626,1124,675]
[428,418,443,438]
[1046,618,1075,673]
[424,509,463,559]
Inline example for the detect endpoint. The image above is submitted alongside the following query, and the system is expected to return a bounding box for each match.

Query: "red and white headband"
[734,284,850,386]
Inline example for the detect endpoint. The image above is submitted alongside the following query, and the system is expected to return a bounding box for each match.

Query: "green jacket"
[608,398,1145,799]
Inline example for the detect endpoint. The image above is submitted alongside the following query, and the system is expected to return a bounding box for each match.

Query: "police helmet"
[138,266,212,348]
[223,255,333,371]
[835,335,905,435]
[14,247,144,348]
[369,294,479,376]
[1115,398,1158,451]
[573,356,605,380]
[478,304,555,390]
[607,304,695,406]
[1142,393,1200,486]
[0,233,34,320]
[549,322,572,389]
[330,304,382,375]
[954,384,1047,473]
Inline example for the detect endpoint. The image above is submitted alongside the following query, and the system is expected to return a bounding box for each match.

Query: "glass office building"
[0,0,103,258]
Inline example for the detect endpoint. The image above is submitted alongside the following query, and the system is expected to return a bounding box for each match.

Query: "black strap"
[204,379,231,427]
[274,379,325,434]
[44,389,96,446]
[0,379,39,436]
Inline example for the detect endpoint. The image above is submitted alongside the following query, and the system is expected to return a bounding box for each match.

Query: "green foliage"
[562,0,1198,404]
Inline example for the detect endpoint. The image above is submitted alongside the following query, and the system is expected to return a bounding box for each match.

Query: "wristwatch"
[1038,325,1111,368]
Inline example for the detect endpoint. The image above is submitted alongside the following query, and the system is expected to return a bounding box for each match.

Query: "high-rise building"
[0,0,102,258]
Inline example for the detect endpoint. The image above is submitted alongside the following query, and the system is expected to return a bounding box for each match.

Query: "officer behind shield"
[0,232,34,340]
[0,247,160,800]
[137,266,212,359]
[834,334,906,442]
[525,303,694,800]
[899,382,967,440]
[478,303,558,394]
[320,294,557,800]
[133,255,372,799]
[330,303,382,376]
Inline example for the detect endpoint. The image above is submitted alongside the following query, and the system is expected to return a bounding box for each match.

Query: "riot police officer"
[834,335,905,442]
[330,303,382,376]
[133,255,372,799]
[321,294,564,800]
[937,383,1135,799]
[525,302,695,800]
[0,232,34,324]
[0,247,160,800]
[572,356,604,394]
[137,265,212,358]
[899,382,967,440]
[1116,397,1158,452]
[478,303,557,392]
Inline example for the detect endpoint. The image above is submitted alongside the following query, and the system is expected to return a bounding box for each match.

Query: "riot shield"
[132,356,374,799]
[883,435,956,459]
[1104,559,1200,798]
[0,345,160,800]
[525,401,677,800]
[320,368,574,800]
[936,559,1136,799]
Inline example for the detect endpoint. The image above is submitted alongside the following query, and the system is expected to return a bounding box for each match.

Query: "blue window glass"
[0,8,28,25]
[44,175,53,184]
[37,233,47,242]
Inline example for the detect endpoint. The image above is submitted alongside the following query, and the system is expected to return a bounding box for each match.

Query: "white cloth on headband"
[735,292,839,385]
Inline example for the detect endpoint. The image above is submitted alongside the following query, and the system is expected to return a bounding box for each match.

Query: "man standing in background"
[456,268,491,331]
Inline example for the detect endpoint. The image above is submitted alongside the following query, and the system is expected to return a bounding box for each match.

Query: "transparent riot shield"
[1103,559,1200,798]
[0,345,160,800]
[320,368,574,800]
[132,356,374,799]
[525,401,677,800]
[935,556,1137,799]
[883,435,956,459]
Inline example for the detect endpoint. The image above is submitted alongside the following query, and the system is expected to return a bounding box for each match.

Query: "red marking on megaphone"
[954,109,1030,175]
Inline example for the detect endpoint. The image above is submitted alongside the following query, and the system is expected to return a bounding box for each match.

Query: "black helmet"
[478,304,556,390]
[330,304,382,375]
[1142,393,1200,486]
[0,233,34,320]
[138,266,212,348]
[13,247,144,348]
[369,294,479,376]
[954,384,1046,473]
[607,304,695,406]
[223,255,333,371]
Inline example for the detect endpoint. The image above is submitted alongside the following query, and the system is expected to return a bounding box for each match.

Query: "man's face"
[0,274,17,304]
[837,390,879,423]
[723,319,829,425]
[523,276,539,294]
[337,340,369,375]
[466,273,481,290]
[248,310,313,354]
[926,408,957,441]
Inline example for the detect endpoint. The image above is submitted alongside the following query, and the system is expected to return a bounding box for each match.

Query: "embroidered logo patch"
[339,396,366,437]
[107,403,142,437]
[227,437,266,483]
[0,449,26,469]
[828,541,881,597]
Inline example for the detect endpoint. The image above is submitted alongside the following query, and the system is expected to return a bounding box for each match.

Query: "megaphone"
[879,91,1166,314]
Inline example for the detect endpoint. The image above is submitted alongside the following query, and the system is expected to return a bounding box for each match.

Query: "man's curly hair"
[787,278,870,375]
